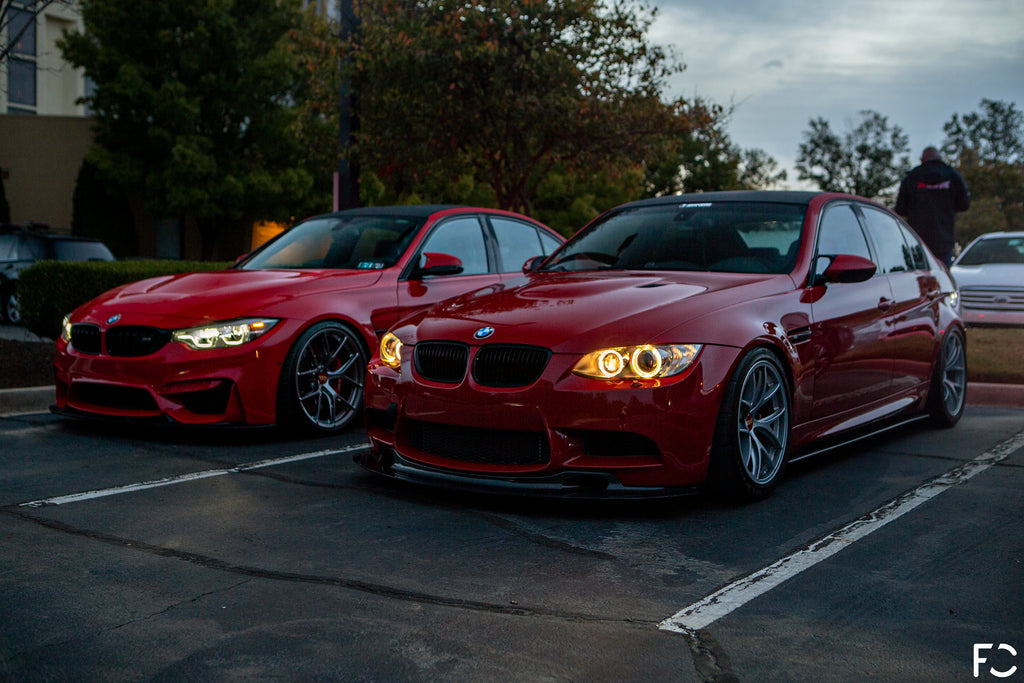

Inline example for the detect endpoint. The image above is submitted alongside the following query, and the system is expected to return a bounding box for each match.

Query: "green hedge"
[20,260,231,340]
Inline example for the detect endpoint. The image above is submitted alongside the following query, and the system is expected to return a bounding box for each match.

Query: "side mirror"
[415,252,464,278]
[821,254,877,284]
[232,252,249,267]
[522,255,547,274]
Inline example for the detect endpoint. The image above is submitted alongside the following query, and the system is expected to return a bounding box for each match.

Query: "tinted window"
[816,205,872,261]
[539,230,561,255]
[861,207,913,274]
[52,240,115,261]
[897,223,928,270]
[542,201,806,274]
[490,218,544,273]
[958,236,1024,265]
[21,235,46,260]
[0,235,18,261]
[420,217,489,275]
[241,214,423,270]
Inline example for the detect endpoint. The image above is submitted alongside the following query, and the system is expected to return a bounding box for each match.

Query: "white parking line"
[19,443,370,508]
[660,430,1024,633]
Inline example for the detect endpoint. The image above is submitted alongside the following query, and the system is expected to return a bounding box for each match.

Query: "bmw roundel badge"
[106,314,122,325]
[474,326,495,340]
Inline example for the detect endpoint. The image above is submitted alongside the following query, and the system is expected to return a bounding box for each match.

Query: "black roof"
[316,205,468,220]
[617,190,824,211]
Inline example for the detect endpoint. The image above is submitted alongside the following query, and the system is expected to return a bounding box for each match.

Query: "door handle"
[877,297,894,312]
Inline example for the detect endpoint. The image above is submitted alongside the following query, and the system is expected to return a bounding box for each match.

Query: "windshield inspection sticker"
[357,261,385,270]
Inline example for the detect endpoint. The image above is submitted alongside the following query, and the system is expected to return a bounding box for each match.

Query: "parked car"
[950,231,1024,326]
[53,206,562,434]
[359,191,966,501]
[0,224,115,324]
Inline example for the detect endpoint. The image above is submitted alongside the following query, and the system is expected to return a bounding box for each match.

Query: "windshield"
[957,236,1024,266]
[240,214,425,270]
[541,201,806,274]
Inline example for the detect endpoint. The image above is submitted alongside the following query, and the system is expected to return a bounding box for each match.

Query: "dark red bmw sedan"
[359,191,967,500]
[53,206,563,434]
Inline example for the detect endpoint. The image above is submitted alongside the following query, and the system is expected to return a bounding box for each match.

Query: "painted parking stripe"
[660,429,1024,633]
[19,443,370,508]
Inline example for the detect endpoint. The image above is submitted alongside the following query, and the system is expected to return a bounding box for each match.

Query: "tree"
[59,0,316,259]
[795,110,910,199]
[71,159,136,257]
[345,0,712,216]
[0,169,10,223]
[942,98,1023,165]
[941,99,1024,242]
[644,100,787,196]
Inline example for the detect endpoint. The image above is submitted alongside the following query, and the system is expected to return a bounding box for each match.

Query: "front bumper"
[52,323,298,426]
[361,343,742,495]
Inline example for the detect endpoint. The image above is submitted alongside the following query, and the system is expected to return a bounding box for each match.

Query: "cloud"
[649,0,1024,190]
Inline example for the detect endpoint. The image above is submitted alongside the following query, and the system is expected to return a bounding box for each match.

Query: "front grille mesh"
[960,286,1024,311]
[472,345,550,387]
[406,419,550,466]
[414,342,469,384]
[106,326,171,357]
[70,324,170,356]
[70,324,101,354]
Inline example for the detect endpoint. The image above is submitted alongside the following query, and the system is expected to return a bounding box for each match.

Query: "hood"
[72,268,384,326]
[401,271,790,353]
[951,263,1024,290]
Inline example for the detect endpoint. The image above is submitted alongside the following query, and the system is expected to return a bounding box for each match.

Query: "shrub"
[20,260,231,339]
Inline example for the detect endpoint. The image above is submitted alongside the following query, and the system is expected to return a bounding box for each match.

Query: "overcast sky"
[648,0,1024,189]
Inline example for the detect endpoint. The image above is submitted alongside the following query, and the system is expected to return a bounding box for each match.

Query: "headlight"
[573,343,702,380]
[172,318,278,350]
[379,332,402,370]
[61,315,72,342]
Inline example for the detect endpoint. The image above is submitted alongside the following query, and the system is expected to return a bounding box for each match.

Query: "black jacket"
[894,159,970,259]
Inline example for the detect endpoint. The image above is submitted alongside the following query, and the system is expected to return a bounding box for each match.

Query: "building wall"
[1,1,87,116]
[0,115,93,230]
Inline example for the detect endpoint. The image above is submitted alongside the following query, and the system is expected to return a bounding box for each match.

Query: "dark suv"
[0,224,115,324]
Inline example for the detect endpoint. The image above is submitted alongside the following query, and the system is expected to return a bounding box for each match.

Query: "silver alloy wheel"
[941,331,967,417]
[292,325,364,430]
[5,291,19,325]
[736,358,790,486]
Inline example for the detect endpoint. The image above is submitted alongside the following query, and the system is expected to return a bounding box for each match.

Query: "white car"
[951,231,1024,326]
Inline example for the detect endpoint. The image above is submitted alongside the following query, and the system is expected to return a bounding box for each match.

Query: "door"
[858,206,940,393]
[806,203,896,419]
[396,215,502,322]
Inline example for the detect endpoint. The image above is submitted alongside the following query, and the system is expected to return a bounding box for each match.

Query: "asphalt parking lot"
[2,394,1022,681]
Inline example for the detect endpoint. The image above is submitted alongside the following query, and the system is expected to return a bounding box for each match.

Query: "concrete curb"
[2,383,1023,419]
[0,385,54,416]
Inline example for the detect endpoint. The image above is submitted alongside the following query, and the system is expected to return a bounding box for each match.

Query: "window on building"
[10,8,37,55]
[8,58,37,107]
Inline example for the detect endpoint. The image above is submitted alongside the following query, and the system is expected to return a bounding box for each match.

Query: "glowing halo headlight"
[379,332,403,370]
[573,343,702,381]
[630,345,662,379]
[172,318,278,350]
[596,349,625,378]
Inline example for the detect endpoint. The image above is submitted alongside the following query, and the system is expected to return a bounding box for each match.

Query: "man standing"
[895,147,971,266]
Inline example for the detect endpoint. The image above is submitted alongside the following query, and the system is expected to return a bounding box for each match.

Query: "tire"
[277,321,368,435]
[706,348,792,501]
[927,328,967,428]
[2,284,19,325]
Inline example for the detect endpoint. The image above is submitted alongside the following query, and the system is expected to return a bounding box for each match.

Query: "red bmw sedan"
[359,191,967,500]
[53,206,563,434]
